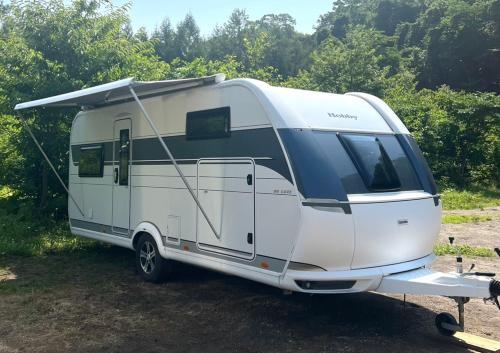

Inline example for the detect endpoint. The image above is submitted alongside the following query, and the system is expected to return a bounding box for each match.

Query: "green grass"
[0,215,99,257]
[441,187,500,210]
[433,244,496,257]
[442,214,493,224]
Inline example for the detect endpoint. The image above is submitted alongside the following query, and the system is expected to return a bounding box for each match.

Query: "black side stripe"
[71,127,292,183]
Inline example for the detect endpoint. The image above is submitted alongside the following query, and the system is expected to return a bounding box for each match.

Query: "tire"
[135,233,173,283]
[435,312,458,336]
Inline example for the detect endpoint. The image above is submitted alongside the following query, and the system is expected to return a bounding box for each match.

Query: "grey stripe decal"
[198,242,253,257]
[169,239,287,273]
[70,219,131,238]
[69,219,286,273]
[71,127,292,182]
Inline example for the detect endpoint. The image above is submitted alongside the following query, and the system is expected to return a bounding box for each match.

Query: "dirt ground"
[440,207,500,249]
[0,211,499,353]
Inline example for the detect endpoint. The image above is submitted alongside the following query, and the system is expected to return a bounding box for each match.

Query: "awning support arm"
[128,86,221,239]
[16,112,85,217]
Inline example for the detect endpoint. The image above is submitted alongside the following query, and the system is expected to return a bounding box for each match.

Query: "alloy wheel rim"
[140,241,156,274]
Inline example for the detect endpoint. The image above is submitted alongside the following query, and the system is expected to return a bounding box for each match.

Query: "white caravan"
[15,74,499,336]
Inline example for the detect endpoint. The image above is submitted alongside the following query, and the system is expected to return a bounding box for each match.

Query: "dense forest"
[0,0,499,216]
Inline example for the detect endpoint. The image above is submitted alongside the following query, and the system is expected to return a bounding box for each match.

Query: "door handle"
[247,174,253,185]
[114,168,118,184]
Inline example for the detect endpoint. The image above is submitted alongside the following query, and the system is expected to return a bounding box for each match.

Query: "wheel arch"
[132,222,168,258]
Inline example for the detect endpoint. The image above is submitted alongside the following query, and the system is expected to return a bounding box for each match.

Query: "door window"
[119,129,130,185]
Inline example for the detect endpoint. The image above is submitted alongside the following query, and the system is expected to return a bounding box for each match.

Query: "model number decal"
[273,189,292,195]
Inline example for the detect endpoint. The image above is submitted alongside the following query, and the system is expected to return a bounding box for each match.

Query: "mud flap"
[375,268,493,298]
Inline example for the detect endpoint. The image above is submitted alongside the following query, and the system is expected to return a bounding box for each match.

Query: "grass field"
[440,187,500,210]
[433,244,496,257]
[441,214,493,224]
[0,215,99,257]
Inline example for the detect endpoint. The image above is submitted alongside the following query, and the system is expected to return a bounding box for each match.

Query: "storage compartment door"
[196,159,255,259]
[350,193,441,269]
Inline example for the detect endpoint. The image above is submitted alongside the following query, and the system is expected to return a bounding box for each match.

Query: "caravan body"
[66,77,443,293]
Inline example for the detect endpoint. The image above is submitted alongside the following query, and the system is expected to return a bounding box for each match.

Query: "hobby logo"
[327,112,358,120]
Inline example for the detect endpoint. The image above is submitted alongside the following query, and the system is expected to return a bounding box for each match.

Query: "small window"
[339,134,401,191]
[186,107,230,140]
[118,129,130,185]
[78,145,104,178]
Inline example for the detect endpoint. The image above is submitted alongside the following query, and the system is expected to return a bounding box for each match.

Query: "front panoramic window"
[278,129,423,199]
[186,106,230,140]
[78,145,104,178]
[338,134,401,191]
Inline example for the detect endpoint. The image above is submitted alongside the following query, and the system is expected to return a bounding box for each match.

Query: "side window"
[119,129,130,185]
[186,107,230,140]
[78,145,104,178]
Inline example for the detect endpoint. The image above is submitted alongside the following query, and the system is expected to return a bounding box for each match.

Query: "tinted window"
[278,129,349,201]
[339,134,401,191]
[313,131,366,194]
[279,129,424,197]
[377,135,421,190]
[78,146,103,178]
[118,129,130,185]
[186,107,230,140]
[403,135,438,194]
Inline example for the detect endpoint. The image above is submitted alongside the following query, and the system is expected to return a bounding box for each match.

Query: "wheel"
[135,233,173,283]
[435,312,458,336]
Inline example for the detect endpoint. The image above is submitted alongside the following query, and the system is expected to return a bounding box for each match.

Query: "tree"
[303,26,410,96]
[399,0,500,92]
[386,86,500,187]
[0,0,169,214]
[205,9,249,62]
[151,17,177,62]
[174,13,203,60]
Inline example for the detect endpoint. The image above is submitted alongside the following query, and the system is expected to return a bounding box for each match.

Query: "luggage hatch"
[350,192,441,269]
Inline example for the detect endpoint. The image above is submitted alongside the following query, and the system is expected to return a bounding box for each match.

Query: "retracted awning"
[14,73,225,110]
[15,73,225,239]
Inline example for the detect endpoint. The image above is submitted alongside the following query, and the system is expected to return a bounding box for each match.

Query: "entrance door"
[196,159,255,259]
[112,118,132,235]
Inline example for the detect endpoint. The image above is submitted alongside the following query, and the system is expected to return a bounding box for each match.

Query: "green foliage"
[0,0,499,220]
[442,214,492,224]
[398,0,500,92]
[386,86,500,186]
[0,214,98,257]
[289,26,412,96]
[315,0,500,93]
[441,188,500,210]
[0,0,170,214]
[433,244,496,257]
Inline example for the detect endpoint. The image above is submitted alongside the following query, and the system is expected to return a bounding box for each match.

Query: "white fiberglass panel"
[350,195,441,269]
[196,159,255,259]
[291,207,356,271]
[267,87,393,132]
